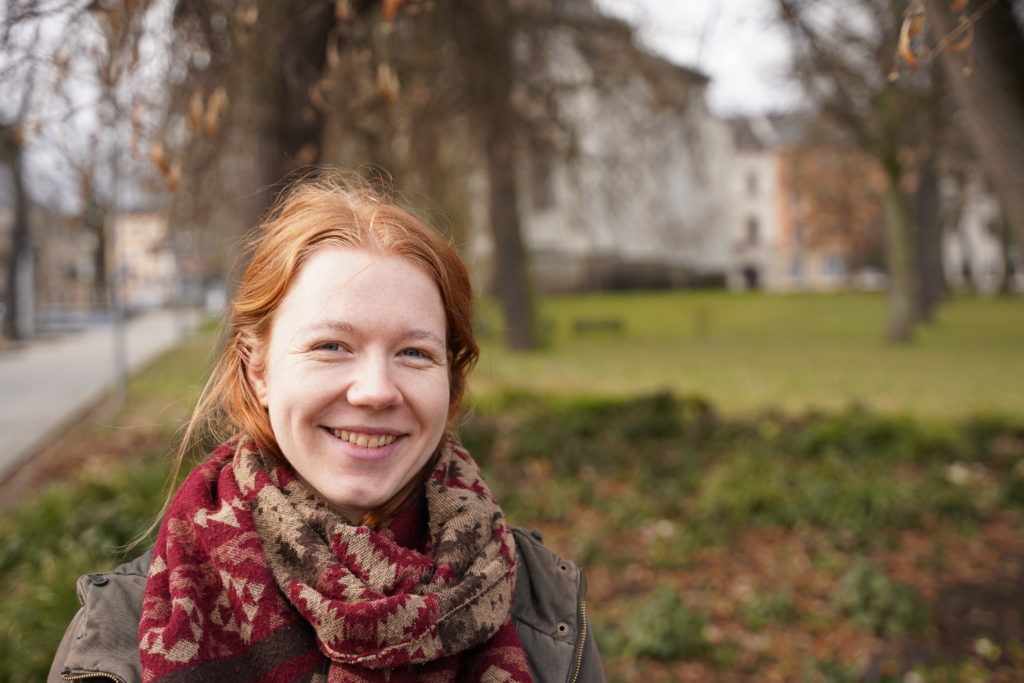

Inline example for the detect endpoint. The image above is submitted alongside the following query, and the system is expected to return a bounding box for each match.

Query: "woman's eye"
[401,348,432,360]
[315,342,343,352]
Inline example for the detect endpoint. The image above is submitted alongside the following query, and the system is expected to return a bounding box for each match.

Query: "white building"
[469,6,735,292]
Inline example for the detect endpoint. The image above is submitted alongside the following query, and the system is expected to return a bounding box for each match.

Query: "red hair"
[171,172,478,527]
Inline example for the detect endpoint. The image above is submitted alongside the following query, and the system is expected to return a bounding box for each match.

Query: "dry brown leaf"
[947,17,975,54]
[188,90,204,131]
[376,63,400,102]
[207,86,228,116]
[897,7,925,68]
[203,86,229,138]
[167,162,181,192]
[381,0,403,23]
[235,3,258,28]
[294,142,318,166]
[150,141,170,175]
[908,11,925,37]
[325,39,341,71]
[335,0,351,21]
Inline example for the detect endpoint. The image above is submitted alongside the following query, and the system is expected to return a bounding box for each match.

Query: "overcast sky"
[595,0,803,115]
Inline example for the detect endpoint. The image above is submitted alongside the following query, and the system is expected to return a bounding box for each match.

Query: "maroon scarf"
[139,439,532,682]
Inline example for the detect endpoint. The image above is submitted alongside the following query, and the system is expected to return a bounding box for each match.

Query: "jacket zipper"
[568,563,590,683]
[568,598,588,683]
[61,670,124,682]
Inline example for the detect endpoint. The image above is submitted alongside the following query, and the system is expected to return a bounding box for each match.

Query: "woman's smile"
[322,426,407,461]
[327,428,401,449]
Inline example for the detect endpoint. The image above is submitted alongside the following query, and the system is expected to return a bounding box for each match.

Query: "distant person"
[49,172,603,682]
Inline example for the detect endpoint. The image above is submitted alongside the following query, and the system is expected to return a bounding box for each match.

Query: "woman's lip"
[325,426,404,436]
[322,427,406,453]
[327,430,407,462]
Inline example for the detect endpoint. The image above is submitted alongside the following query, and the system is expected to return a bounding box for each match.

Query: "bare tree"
[1,121,32,340]
[316,0,555,350]
[0,13,41,340]
[776,0,947,341]
[312,0,691,348]
[11,0,697,352]
[920,0,1024,250]
[785,140,887,280]
[448,1,539,350]
[154,0,340,283]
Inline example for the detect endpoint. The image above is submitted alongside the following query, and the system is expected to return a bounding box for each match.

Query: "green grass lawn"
[473,291,1024,418]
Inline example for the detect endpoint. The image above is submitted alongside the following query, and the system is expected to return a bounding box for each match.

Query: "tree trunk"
[453,0,538,350]
[167,0,336,288]
[486,128,536,351]
[273,0,334,182]
[923,0,1024,247]
[1,125,32,340]
[882,168,917,343]
[83,194,108,311]
[913,153,944,322]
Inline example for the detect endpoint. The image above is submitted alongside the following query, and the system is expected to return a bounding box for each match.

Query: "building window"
[746,216,760,245]
[790,257,804,280]
[824,253,847,278]
[530,152,555,211]
[746,171,758,196]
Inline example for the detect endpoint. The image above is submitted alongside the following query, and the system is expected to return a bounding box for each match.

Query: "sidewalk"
[0,309,202,481]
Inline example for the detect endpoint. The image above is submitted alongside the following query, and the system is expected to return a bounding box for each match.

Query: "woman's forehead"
[275,247,446,334]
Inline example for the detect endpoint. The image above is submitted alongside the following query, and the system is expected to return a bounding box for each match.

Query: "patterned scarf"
[139,439,532,682]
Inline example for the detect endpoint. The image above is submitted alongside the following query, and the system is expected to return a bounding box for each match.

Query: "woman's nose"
[346,355,402,409]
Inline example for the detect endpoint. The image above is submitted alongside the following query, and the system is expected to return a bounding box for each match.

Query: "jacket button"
[90,575,109,586]
[556,622,570,635]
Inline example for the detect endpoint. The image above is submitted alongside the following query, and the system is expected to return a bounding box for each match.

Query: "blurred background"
[2,0,1024,680]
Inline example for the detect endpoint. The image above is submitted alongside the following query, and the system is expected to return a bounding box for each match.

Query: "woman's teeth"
[332,429,398,448]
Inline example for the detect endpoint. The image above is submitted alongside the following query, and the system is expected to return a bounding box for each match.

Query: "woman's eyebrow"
[402,329,447,349]
[297,320,358,337]
[297,321,445,348]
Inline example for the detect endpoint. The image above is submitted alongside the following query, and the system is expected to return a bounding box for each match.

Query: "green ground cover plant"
[0,321,215,682]
[3,293,1024,681]
[0,464,168,679]
[603,585,711,662]
[832,559,930,636]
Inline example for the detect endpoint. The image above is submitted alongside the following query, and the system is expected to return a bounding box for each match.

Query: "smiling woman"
[48,172,604,683]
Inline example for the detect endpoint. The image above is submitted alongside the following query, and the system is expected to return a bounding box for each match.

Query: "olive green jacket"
[49,527,604,683]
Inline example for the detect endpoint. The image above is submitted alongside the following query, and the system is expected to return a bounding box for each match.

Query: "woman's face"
[249,247,451,523]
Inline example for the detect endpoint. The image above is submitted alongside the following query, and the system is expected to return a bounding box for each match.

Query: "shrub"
[613,586,710,661]
[0,462,166,681]
[832,558,930,636]
[741,588,797,630]
[695,450,923,539]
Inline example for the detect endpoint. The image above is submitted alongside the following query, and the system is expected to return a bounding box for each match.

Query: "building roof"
[726,113,813,150]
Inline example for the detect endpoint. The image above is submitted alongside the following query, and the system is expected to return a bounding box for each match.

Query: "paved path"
[0,309,202,481]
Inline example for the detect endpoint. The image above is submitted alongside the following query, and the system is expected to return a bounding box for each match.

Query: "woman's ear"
[246,343,270,408]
